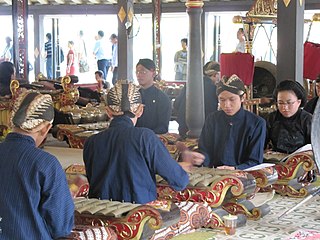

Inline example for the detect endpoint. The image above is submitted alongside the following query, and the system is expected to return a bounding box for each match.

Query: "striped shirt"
[0,133,74,239]
[45,40,52,58]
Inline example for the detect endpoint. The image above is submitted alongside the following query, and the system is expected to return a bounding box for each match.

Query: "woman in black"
[266,80,312,154]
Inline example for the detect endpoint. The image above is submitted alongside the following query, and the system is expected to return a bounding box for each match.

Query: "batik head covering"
[216,74,246,96]
[106,80,142,116]
[273,79,307,107]
[203,61,220,77]
[10,91,54,132]
[136,58,156,71]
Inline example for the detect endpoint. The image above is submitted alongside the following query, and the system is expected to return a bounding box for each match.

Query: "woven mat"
[171,230,218,240]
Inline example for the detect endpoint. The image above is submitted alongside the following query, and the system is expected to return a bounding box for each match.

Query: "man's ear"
[39,122,52,137]
[152,70,157,79]
[135,104,144,118]
[105,106,114,119]
[241,93,247,103]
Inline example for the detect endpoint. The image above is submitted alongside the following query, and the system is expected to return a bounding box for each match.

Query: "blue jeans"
[97,59,111,80]
[46,57,53,79]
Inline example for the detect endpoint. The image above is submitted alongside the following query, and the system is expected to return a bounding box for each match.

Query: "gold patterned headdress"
[106,80,142,116]
[216,74,245,96]
[10,91,54,132]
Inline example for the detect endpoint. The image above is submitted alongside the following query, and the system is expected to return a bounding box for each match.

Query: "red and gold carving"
[75,205,162,240]
[247,167,278,188]
[269,152,315,197]
[222,202,262,220]
[205,211,225,228]
[65,164,86,175]
[58,76,80,109]
[271,184,308,198]
[67,174,89,198]
[56,124,86,149]
[157,175,245,208]
[274,153,314,180]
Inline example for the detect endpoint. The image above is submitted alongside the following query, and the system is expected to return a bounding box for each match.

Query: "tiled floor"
[175,194,320,240]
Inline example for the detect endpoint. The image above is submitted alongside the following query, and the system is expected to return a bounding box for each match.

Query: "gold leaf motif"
[283,0,291,7]
[127,7,134,23]
[34,47,39,58]
[118,6,126,23]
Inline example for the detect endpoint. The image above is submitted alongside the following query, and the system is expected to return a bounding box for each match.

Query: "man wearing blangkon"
[199,74,266,170]
[0,91,74,239]
[135,58,172,134]
[83,80,204,204]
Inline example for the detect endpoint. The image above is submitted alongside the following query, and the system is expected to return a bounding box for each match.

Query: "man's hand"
[178,162,193,173]
[216,165,235,170]
[181,150,205,166]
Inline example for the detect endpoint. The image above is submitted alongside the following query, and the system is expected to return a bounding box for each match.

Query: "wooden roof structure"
[0,0,252,6]
[0,0,320,9]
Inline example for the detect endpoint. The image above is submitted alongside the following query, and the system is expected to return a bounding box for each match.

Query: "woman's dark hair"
[273,79,307,107]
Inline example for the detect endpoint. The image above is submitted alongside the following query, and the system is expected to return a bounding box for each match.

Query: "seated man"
[83,80,204,204]
[95,70,110,91]
[135,58,172,134]
[0,91,74,239]
[198,74,266,170]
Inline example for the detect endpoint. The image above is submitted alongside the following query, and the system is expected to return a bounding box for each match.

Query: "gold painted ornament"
[118,6,126,23]
[283,0,291,7]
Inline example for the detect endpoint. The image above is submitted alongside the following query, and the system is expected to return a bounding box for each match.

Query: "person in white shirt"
[235,28,246,53]
[110,33,118,85]
[93,30,112,81]
[0,36,13,63]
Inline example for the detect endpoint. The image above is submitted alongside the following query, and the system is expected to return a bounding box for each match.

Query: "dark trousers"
[112,67,118,85]
[97,59,111,80]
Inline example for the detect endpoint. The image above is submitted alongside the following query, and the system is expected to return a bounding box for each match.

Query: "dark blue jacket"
[83,116,189,204]
[0,133,74,239]
[136,85,172,134]
[198,108,266,170]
